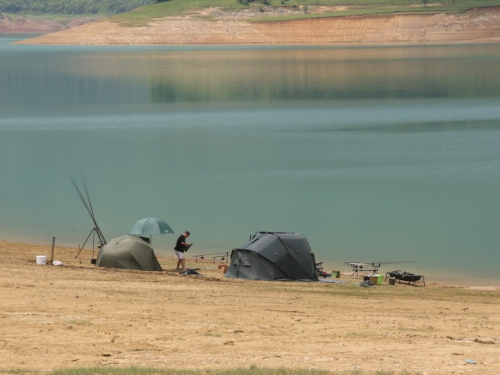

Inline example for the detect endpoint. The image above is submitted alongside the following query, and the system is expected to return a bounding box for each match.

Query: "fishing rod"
[193,252,229,264]
[80,171,106,246]
[71,173,107,252]
[344,261,417,276]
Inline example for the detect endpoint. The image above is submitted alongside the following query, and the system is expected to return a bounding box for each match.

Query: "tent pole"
[50,237,55,264]
[91,228,95,260]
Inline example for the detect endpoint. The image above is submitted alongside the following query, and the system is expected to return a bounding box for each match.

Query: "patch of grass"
[101,289,143,296]
[49,368,195,375]
[46,367,415,375]
[252,0,500,21]
[111,0,246,25]
[251,0,500,11]
[8,0,500,26]
[109,0,500,26]
[215,369,329,375]
[67,319,93,326]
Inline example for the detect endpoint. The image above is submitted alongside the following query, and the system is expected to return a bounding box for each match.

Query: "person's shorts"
[175,251,185,260]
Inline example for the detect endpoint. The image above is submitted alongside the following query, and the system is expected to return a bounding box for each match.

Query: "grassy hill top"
[110,0,500,24]
[2,0,500,26]
[0,0,155,15]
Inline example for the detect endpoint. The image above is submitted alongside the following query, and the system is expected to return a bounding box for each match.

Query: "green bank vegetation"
[109,0,246,25]
[253,2,500,21]
[0,0,155,15]
[1,0,500,25]
[252,0,500,21]
[109,0,500,25]
[3,367,415,375]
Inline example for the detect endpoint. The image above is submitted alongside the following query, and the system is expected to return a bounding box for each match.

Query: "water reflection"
[148,46,500,102]
[1,45,500,110]
[315,119,500,133]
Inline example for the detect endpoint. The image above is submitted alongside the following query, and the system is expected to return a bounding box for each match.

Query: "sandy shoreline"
[1,240,499,374]
[15,8,500,46]
[467,286,500,291]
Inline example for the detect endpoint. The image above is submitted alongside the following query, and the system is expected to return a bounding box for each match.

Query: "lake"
[1,36,500,284]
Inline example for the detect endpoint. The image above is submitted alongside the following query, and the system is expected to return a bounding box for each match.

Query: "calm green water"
[1,37,500,284]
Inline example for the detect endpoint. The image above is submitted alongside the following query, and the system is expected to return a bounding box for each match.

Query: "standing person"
[174,231,191,272]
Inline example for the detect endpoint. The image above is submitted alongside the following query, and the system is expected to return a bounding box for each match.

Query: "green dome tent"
[225,232,318,281]
[96,235,162,271]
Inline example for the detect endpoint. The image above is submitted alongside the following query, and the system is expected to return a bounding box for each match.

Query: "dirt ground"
[17,8,500,45]
[1,240,499,374]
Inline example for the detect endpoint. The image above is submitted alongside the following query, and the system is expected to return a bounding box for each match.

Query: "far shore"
[467,285,500,291]
[15,8,500,46]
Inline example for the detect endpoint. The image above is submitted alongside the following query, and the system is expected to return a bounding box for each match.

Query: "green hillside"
[2,0,499,21]
[0,0,156,15]
[111,0,500,24]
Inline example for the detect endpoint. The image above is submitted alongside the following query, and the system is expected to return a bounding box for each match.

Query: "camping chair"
[315,262,324,273]
[386,270,426,286]
[315,262,330,278]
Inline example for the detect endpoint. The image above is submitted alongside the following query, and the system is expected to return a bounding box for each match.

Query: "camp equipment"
[179,268,203,276]
[128,217,174,236]
[225,232,318,281]
[315,262,331,278]
[386,270,425,286]
[359,280,374,287]
[182,243,193,252]
[369,274,385,285]
[36,255,47,265]
[344,261,414,276]
[331,270,341,278]
[96,235,162,271]
[345,262,380,276]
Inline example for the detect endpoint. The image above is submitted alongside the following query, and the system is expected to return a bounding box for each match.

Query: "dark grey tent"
[96,235,162,271]
[225,232,318,281]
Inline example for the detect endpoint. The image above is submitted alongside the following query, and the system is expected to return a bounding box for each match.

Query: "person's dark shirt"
[175,235,187,252]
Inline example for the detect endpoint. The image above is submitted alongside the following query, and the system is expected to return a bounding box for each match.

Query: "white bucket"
[36,255,47,265]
